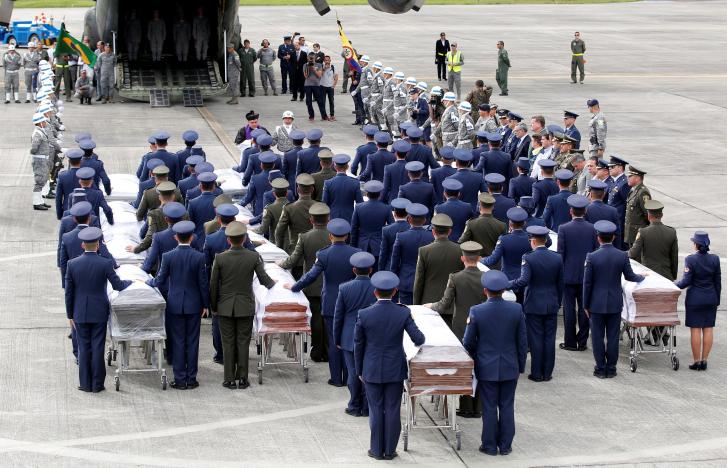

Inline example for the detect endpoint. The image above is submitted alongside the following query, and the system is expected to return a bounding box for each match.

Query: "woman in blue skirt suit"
[674,231,721,371]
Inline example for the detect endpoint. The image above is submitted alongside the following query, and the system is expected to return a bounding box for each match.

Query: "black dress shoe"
[327,379,344,387]
[456,409,472,418]
[290,98,297,101]
[33,204,49,211]
[223,381,237,389]
[43,203,52,208]
[187,380,200,389]
[213,357,224,365]
[499,447,512,456]
[701,361,708,371]
[344,408,360,417]
[78,386,91,392]
[384,452,398,460]
[689,362,702,371]
[479,446,498,456]
[92,387,105,393]
[605,371,617,379]
[367,450,384,460]
[543,376,552,382]
[593,370,607,379]
[527,374,544,382]
[170,381,187,390]
[577,345,588,351]
[361,411,369,417]
[238,378,250,389]
[559,343,579,351]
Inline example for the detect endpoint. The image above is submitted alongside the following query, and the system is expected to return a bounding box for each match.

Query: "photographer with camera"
[303,52,328,122]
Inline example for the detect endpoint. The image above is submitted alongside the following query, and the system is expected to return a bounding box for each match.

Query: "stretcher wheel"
[303,340,308,354]
[256,343,261,355]
[402,432,408,451]
[114,376,120,391]
[671,355,679,371]
[162,375,168,390]
[113,349,118,361]
[303,366,309,383]
[629,359,637,373]
[455,431,461,450]
[258,369,263,385]
[106,351,112,367]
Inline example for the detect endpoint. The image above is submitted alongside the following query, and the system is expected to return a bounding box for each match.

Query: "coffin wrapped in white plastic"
[476,262,517,302]
[108,265,166,341]
[106,174,140,201]
[253,263,310,334]
[215,169,247,197]
[621,260,681,325]
[101,201,146,264]
[247,230,289,263]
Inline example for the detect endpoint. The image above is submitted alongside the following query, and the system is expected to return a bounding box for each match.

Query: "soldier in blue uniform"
[334,252,377,417]
[58,192,100,267]
[65,227,131,392]
[147,221,210,389]
[354,271,425,460]
[188,171,219,244]
[278,36,295,94]
[361,132,395,182]
[184,163,222,204]
[398,161,436,219]
[242,135,281,186]
[235,128,264,174]
[382,139,410,203]
[482,207,532,303]
[431,146,456,204]
[434,178,474,241]
[351,181,394,271]
[501,112,523,156]
[518,196,544,228]
[281,129,306,195]
[136,135,158,182]
[543,169,575,231]
[79,140,112,195]
[76,168,114,223]
[532,159,558,217]
[447,149,487,210]
[322,154,363,222]
[563,110,581,149]
[606,155,630,249]
[132,159,164,209]
[175,130,199,181]
[595,158,614,194]
[472,131,489,170]
[583,220,645,378]
[508,157,535,204]
[463,270,527,456]
[296,129,328,176]
[177,155,205,200]
[585,179,622,254]
[287,219,361,386]
[390,203,434,304]
[558,194,599,351]
[379,198,410,272]
[485,173,516,223]
[55,149,83,220]
[351,125,379,177]
[405,127,439,181]
[148,131,180,183]
[509,226,563,382]
[239,151,276,216]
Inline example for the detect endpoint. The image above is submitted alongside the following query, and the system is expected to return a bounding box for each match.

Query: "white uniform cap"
[416,81,428,91]
[372,61,383,69]
[405,77,417,86]
[394,72,405,80]
[282,110,294,119]
[458,101,472,112]
[37,104,52,114]
[32,113,47,124]
[8,44,15,51]
[382,67,394,75]
[360,55,370,62]
[430,86,443,97]
[57,99,65,106]
[442,92,457,101]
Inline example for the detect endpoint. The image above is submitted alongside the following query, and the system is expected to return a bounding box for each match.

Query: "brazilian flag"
[54,23,96,67]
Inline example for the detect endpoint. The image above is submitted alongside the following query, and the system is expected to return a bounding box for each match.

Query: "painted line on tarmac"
[0,251,56,263]
[197,107,239,165]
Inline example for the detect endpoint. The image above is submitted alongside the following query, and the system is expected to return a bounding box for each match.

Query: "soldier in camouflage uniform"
[367,62,385,127]
[587,99,607,157]
[22,43,41,103]
[3,45,22,103]
[393,73,410,135]
[456,101,475,150]
[380,68,396,132]
[350,56,373,123]
[624,165,651,246]
[554,134,576,170]
[439,92,459,148]
[257,178,290,240]
[30,112,60,210]
[275,174,317,278]
[464,80,493,121]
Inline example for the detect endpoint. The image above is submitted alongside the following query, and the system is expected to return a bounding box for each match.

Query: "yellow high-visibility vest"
[446,51,462,73]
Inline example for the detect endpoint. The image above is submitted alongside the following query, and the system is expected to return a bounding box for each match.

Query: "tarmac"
[1,1,727,466]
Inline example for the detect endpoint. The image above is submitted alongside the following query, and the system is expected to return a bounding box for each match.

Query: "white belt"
[383,98,393,102]
[361,85,369,89]
[6,70,19,74]
[32,154,49,159]
[443,131,457,135]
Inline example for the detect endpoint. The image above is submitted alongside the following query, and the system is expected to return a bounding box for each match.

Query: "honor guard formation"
[16,22,722,462]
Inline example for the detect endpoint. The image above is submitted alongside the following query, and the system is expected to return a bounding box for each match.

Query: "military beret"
[296,173,315,186]
[442,178,463,192]
[271,178,290,189]
[350,251,376,269]
[567,194,589,209]
[309,202,331,216]
[76,167,95,180]
[518,196,535,210]
[257,134,273,146]
[78,139,96,150]
[526,225,550,237]
[290,130,306,140]
[246,110,260,121]
[563,110,579,119]
[453,149,473,162]
[481,270,509,291]
[197,172,218,183]
[555,169,574,181]
[191,146,204,156]
[152,165,170,176]
[485,173,506,185]
[407,127,423,139]
[182,130,199,142]
[195,162,214,174]
[486,132,502,143]
[216,203,239,217]
[497,109,509,117]
[390,198,410,210]
[147,135,157,145]
[627,165,646,177]
[506,207,528,222]
[587,99,599,107]
[172,220,196,235]
[478,103,491,112]
[405,161,425,172]
[393,140,412,153]
[587,179,608,191]
[644,200,664,212]
[479,193,496,205]
[163,202,186,219]
[186,155,204,166]
[307,129,323,141]
[374,131,391,144]
[597,159,609,169]
[594,220,617,234]
[65,148,84,160]
[78,226,103,242]
[156,181,177,193]
[333,154,351,165]
[460,241,483,254]
[213,194,233,208]
[69,201,92,217]
[517,157,530,170]
[406,203,428,217]
[431,213,453,228]
[251,128,266,139]
[371,271,399,290]
[327,218,351,236]
[538,159,557,169]
[153,131,170,141]
[363,180,384,193]
[259,151,278,164]
[507,112,523,122]
[74,132,92,143]
[225,221,247,237]
[691,231,710,247]
[362,124,378,137]
[439,146,455,160]
[608,155,628,166]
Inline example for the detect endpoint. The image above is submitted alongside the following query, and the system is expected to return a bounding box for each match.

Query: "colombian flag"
[337,19,361,73]
[54,23,96,67]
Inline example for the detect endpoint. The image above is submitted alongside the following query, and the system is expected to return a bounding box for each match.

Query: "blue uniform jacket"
[55,168,80,219]
[278,43,295,68]
[202,226,255,274]
[411,98,429,127]
[382,159,408,203]
[354,300,425,382]
[564,125,581,149]
[583,244,644,314]
[292,242,362,317]
[142,227,203,288]
[379,220,409,271]
[447,169,487,210]
[187,192,217,241]
[185,186,222,207]
[57,214,100,266]
[543,189,572,232]
[361,149,395,182]
[398,179,436,218]
[675,252,722,309]
[296,145,327,176]
[243,151,282,186]
[147,245,210,314]
[237,146,259,174]
[509,246,563,315]
[430,165,456,204]
[406,144,439,181]
[65,252,131,323]
[82,187,114,223]
[557,218,598,285]
[322,173,363,222]
[477,150,514,189]
[147,149,180,183]
[177,174,198,200]
[482,229,532,280]
[351,200,393,256]
[352,142,377,177]
[390,227,434,292]
[607,174,630,225]
[333,275,376,351]
[80,157,111,195]
[434,198,475,241]
[491,193,516,223]
[240,169,272,216]
[282,146,303,191]
[463,297,527,382]
[59,225,115,287]
[136,151,153,181]
[532,178,558,218]
[585,200,622,247]
[507,174,535,204]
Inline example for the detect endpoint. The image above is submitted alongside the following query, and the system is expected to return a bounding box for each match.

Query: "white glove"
[61,148,69,153]
[350,91,356,97]
[56,100,64,106]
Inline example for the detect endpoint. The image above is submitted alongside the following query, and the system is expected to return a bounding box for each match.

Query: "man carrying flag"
[55,23,97,102]
[338,19,361,76]
[338,18,365,125]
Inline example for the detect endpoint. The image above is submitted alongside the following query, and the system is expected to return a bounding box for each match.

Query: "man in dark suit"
[435,32,450,81]
[210,221,275,389]
[509,226,564,382]
[510,123,531,162]
[65,227,131,392]
[354,271,425,460]
[583,220,645,378]
[334,252,377,417]
[290,41,307,101]
[463,270,527,456]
